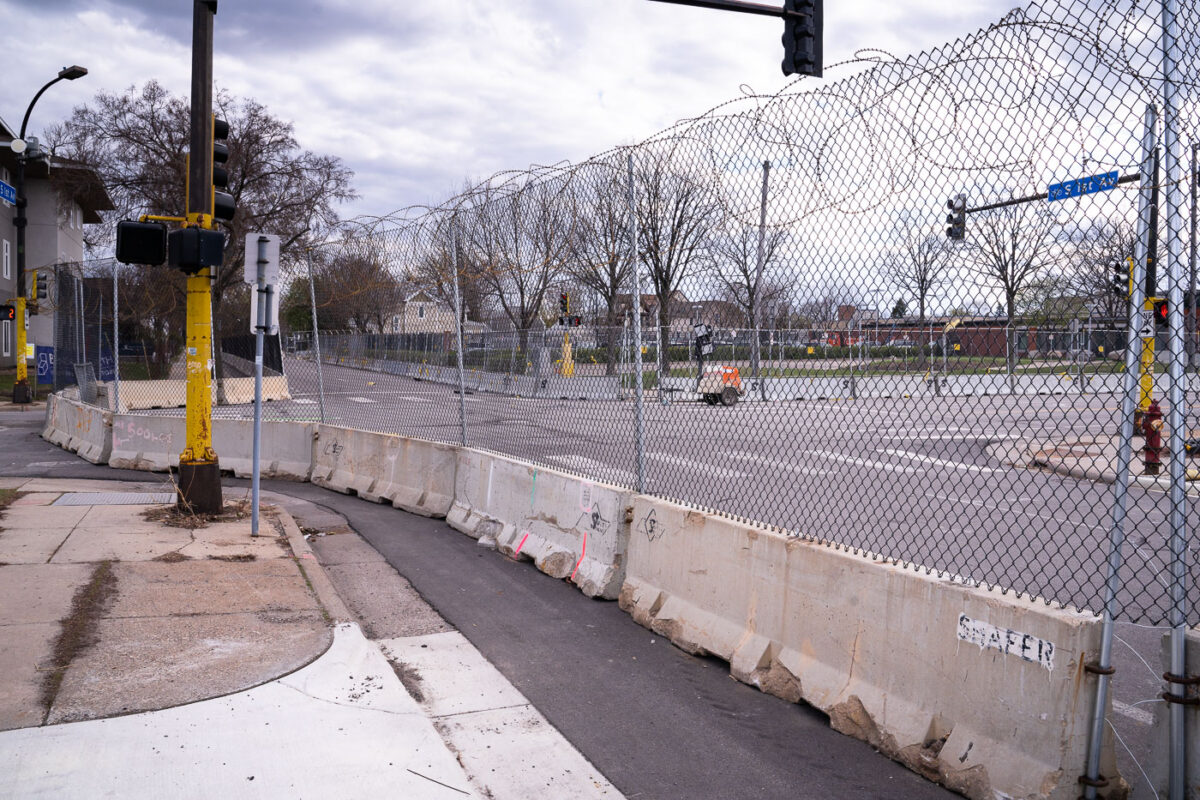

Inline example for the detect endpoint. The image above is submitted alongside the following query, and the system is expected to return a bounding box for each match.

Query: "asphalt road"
[212,356,1198,626]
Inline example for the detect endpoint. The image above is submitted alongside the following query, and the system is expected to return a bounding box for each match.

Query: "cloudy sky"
[1,0,1020,221]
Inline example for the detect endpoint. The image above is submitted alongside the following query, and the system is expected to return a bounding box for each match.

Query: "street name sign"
[0,179,15,205]
[1047,170,1119,202]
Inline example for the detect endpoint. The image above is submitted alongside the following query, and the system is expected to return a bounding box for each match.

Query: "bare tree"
[634,149,721,371]
[966,204,1061,321]
[882,228,952,323]
[565,163,632,374]
[470,177,574,357]
[47,80,357,369]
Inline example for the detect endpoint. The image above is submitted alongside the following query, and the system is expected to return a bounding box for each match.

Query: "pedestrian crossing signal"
[0,305,14,321]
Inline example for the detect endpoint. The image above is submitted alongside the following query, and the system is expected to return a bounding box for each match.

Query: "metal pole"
[1189,142,1197,367]
[251,236,269,537]
[1159,2,1191,795]
[112,262,120,411]
[627,153,646,492]
[305,249,326,424]
[1082,104,1156,800]
[449,227,468,447]
[754,160,771,402]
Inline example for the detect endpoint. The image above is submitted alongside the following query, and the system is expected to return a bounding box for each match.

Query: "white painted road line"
[883,449,1005,473]
[292,399,317,405]
[544,455,639,486]
[1112,700,1156,726]
[807,450,923,473]
[347,396,377,403]
[646,452,746,479]
[728,452,828,476]
[380,632,622,799]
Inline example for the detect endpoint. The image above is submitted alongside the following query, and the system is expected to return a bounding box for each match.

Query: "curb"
[277,507,355,623]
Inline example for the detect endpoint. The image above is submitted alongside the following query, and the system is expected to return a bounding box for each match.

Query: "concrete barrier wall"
[40,394,112,464]
[619,495,1115,800]
[310,425,456,518]
[448,448,633,599]
[1147,627,1198,798]
[109,414,312,479]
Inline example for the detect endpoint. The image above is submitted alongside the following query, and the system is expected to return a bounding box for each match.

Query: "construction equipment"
[699,365,743,406]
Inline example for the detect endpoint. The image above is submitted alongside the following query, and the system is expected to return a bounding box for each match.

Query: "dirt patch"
[388,658,426,704]
[0,489,26,511]
[208,554,256,562]
[40,560,119,718]
[152,551,192,563]
[141,499,276,530]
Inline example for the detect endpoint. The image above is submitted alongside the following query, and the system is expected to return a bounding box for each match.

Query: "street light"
[10,65,87,402]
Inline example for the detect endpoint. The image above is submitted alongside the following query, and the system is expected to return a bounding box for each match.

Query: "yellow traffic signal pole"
[176,0,222,513]
[1139,296,1156,418]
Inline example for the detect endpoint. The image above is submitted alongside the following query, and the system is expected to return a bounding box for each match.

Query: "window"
[418,305,425,319]
[1,321,9,358]
[2,240,8,280]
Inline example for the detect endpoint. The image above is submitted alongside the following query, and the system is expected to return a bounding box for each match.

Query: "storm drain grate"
[52,493,176,506]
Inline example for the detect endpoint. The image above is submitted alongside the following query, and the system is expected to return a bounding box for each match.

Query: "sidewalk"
[0,478,618,799]
[991,434,1200,494]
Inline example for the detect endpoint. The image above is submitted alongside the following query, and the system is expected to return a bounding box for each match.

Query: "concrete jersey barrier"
[109,414,312,480]
[310,425,456,518]
[40,394,113,464]
[619,495,1116,800]
[448,448,633,599]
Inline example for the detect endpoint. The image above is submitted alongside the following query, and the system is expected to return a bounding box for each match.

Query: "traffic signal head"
[116,220,168,265]
[211,116,235,221]
[1112,259,1130,297]
[781,0,822,77]
[34,270,47,302]
[1153,298,1168,328]
[559,292,569,313]
[945,194,966,240]
[168,227,225,275]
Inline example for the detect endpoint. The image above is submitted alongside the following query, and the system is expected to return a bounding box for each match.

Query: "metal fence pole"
[305,249,326,424]
[450,227,468,447]
[1082,103,1156,800]
[1158,0,1191,794]
[754,159,770,402]
[627,153,646,493]
[112,261,120,411]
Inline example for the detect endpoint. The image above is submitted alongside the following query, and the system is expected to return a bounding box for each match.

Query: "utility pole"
[178,0,222,513]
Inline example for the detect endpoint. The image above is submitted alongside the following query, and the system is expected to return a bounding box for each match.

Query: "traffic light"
[946,194,966,240]
[781,0,822,77]
[559,292,569,314]
[0,305,14,322]
[1153,298,1168,329]
[1111,259,1130,297]
[211,116,235,221]
[116,220,168,265]
[168,227,225,275]
[34,270,47,302]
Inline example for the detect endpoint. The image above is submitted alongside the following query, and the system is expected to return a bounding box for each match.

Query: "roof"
[0,129,113,223]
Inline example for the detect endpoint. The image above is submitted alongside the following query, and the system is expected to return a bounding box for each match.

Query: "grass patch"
[152,551,191,563]
[141,498,268,530]
[207,553,256,562]
[0,488,25,511]
[41,560,118,718]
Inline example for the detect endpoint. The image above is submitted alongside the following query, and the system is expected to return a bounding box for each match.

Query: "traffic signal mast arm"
[960,172,1141,216]
[646,0,803,20]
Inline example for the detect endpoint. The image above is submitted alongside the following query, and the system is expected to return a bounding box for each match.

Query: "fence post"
[627,153,646,493]
[112,261,120,411]
[450,226,468,447]
[754,160,771,402]
[1158,1,1192,793]
[305,249,327,424]
[1082,104,1157,800]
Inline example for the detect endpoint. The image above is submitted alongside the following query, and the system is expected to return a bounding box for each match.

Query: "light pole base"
[12,381,32,404]
[177,459,222,514]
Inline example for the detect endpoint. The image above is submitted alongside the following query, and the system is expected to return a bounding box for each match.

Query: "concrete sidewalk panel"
[0,622,59,731]
[311,426,456,517]
[448,448,632,599]
[620,495,1114,800]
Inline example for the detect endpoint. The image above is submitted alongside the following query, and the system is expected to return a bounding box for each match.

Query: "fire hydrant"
[1143,400,1163,475]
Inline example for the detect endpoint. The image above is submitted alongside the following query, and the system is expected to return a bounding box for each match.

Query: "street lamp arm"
[19,76,66,140]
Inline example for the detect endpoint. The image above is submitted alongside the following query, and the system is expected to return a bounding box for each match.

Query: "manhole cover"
[52,492,176,506]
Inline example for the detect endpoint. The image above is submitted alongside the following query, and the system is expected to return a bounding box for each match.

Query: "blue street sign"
[1047,170,1119,202]
[0,179,14,205]
[36,346,55,383]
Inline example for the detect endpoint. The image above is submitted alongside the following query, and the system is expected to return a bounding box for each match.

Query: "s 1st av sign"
[1047,170,1118,202]
[0,179,15,205]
